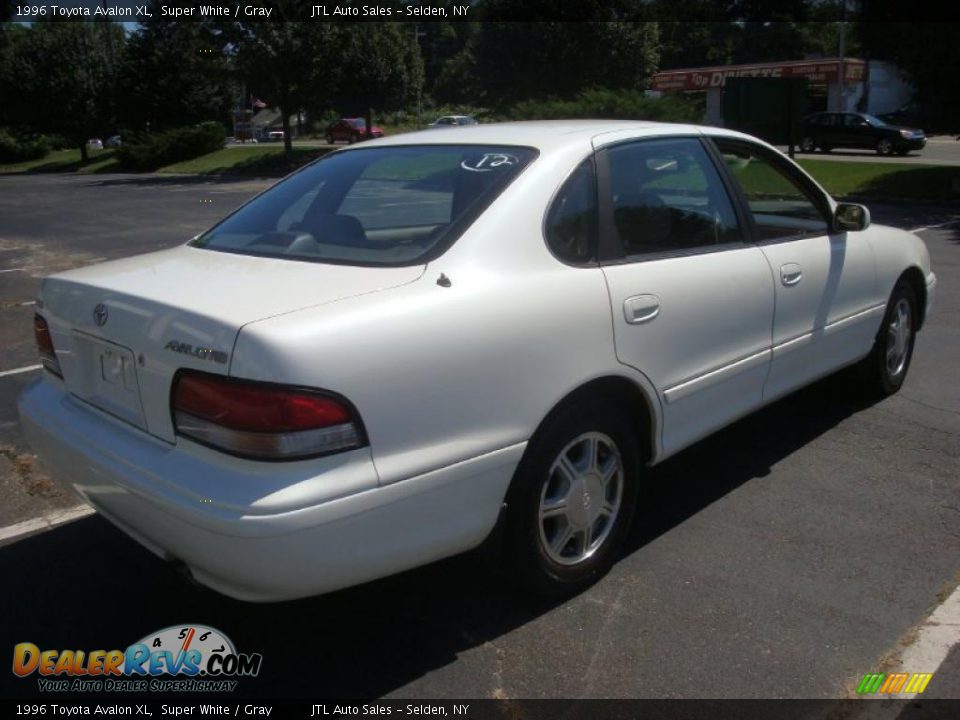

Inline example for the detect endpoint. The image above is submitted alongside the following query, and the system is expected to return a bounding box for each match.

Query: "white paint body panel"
[18,120,933,600]
[602,247,775,456]
[760,232,881,401]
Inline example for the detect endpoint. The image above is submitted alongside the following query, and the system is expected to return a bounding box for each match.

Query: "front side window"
[606,137,741,256]
[717,141,829,241]
[194,145,536,266]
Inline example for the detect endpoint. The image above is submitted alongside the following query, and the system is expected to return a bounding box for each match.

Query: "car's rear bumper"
[18,377,522,601]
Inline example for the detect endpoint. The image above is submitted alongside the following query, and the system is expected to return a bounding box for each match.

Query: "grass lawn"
[797,159,960,203]
[0,148,120,174]
[0,145,332,177]
[158,146,331,175]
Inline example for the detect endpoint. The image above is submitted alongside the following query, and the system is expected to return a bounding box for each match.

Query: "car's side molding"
[663,348,771,405]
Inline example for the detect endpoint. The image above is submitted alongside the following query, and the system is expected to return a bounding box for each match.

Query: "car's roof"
[365,119,737,152]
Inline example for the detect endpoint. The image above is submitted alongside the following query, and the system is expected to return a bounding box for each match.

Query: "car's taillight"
[33,314,62,378]
[172,371,365,460]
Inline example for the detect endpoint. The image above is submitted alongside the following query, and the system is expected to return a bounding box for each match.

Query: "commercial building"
[650,58,914,126]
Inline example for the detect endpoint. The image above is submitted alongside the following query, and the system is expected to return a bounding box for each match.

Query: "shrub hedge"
[0,129,50,163]
[506,89,704,124]
[117,122,226,171]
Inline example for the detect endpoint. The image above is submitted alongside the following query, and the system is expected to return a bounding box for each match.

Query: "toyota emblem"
[93,303,109,327]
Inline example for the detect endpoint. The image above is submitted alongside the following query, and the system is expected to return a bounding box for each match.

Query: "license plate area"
[71,333,147,429]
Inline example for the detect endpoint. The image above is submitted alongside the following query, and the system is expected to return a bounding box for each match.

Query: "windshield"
[193,145,537,266]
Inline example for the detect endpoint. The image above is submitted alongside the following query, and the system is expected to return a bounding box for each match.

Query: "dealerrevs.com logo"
[13,625,262,693]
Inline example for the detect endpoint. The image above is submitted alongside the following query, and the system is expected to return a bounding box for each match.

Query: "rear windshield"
[193,145,537,266]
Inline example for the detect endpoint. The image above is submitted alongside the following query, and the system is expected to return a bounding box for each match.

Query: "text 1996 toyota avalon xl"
[19,121,935,601]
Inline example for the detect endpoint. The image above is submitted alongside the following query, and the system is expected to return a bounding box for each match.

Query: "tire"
[325,135,334,145]
[800,136,817,153]
[349,133,359,144]
[877,138,895,155]
[502,397,640,596]
[820,144,833,153]
[861,280,918,397]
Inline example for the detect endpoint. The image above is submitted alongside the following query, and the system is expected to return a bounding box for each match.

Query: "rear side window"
[606,137,741,255]
[545,159,597,263]
[194,145,536,266]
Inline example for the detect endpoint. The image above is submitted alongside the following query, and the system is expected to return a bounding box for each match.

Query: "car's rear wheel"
[325,134,334,145]
[349,133,359,144]
[861,280,917,397]
[877,138,895,155]
[503,397,640,596]
[800,136,817,153]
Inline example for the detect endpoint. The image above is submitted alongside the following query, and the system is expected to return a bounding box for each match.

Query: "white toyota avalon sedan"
[19,121,935,601]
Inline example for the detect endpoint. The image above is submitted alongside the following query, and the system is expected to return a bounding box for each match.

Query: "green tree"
[473,21,660,109]
[433,46,482,106]
[658,22,740,69]
[329,24,425,135]
[4,21,124,161]
[419,22,478,103]
[225,16,339,153]
[0,25,31,129]
[118,15,237,132]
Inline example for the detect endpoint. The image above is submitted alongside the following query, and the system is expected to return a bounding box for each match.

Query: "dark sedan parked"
[324,118,384,144]
[800,112,926,156]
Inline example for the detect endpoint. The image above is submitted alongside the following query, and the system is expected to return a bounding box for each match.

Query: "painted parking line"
[0,364,42,378]
[0,504,95,544]
[911,221,958,233]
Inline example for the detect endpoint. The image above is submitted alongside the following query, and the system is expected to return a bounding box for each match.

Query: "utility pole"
[837,0,847,112]
[413,23,426,129]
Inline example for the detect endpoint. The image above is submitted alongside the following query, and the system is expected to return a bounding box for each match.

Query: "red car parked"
[324,118,384,144]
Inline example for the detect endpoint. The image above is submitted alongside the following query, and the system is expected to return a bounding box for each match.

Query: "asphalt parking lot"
[0,173,958,700]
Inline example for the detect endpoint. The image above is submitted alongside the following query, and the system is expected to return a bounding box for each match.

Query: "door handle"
[623,294,660,324]
[780,263,802,286]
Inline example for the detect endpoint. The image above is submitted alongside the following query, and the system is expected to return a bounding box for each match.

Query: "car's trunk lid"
[39,245,423,442]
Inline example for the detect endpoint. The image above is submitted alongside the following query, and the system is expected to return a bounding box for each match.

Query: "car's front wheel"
[800,136,817,153]
[877,138,895,155]
[325,134,334,145]
[862,280,918,396]
[503,397,640,596]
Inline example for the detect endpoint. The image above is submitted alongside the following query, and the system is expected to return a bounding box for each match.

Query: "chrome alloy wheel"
[538,432,624,566]
[886,298,912,378]
[877,138,894,155]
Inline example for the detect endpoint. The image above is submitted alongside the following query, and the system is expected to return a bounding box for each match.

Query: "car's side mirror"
[834,203,871,232]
